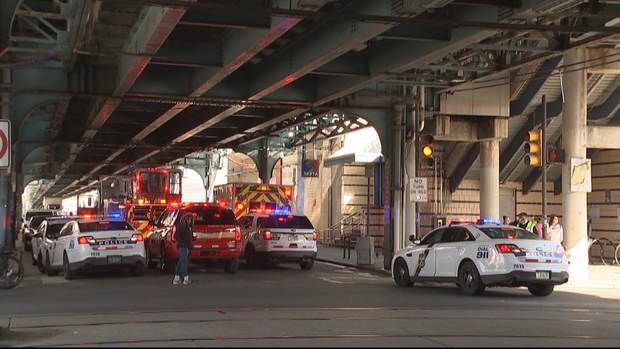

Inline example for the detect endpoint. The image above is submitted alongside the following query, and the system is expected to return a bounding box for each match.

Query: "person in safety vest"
[515,212,535,234]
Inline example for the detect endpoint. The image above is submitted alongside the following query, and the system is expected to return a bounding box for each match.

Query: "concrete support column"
[479,139,500,221]
[562,49,589,280]
[259,138,270,184]
[392,104,405,253]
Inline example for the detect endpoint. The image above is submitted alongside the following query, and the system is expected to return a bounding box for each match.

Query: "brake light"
[78,236,96,244]
[136,173,140,181]
[260,186,268,191]
[278,217,285,222]
[263,230,272,240]
[284,188,292,197]
[170,202,178,208]
[236,203,244,210]
[235,226,241,241]
[98,221,110,225]
[495,244,522,254]
[507,235,515,240]
[218,201,226,208]
[312,231,317,241]
[84,214,92,220]
[130,234,144,242]
[162,170,168,174]
[136,185,141,192]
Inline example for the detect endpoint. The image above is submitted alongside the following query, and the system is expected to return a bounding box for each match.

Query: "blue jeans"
[175,247,189,278]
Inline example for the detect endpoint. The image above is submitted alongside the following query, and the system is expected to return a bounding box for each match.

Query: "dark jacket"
[175,222,193,249]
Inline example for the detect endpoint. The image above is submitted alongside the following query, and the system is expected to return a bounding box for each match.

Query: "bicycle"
[0,245,24,290]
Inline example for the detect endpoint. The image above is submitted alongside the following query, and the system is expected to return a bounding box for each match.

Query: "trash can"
[356,235,375,265]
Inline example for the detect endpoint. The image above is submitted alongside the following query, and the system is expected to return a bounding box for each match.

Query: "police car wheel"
[224,258,239,274]
[31,249,37,266]
[63,253,77,280]
[45,254,59,277]
[458,261,485,296]
[527,284,554,297]
[393,258,414,287]
[37,253,46,274]
[145,247,157,269]
[300,259,314,271]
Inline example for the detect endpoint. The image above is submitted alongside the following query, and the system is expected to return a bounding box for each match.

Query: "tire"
[458,261,486,296]
[145,246,157,269]
[527,284,554,297]
[63,253,77,280]
[393,258,414,287]
[0,255,24,290]
[224,258,239,274]
[300,259,314,271]
[37,253,46,274]
[245,245,259,269]
[45,254,59,277]
[133,264,146,277]
[160,246,175,274]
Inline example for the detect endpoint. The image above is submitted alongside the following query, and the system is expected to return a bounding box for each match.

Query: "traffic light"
[420,134,435,170]
[547,148,565,164]
[524,130,543,167]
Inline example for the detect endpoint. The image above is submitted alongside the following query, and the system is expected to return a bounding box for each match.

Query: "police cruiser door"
[409,228,445,278]
[434,227,473,277]
[51,222,74,268]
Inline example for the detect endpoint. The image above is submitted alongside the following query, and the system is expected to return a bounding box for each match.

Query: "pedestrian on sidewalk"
[515,212,535,234]
[502,216,511,225]
[545,215,564,246]
[532,217,543,238]
[172,212,194,285]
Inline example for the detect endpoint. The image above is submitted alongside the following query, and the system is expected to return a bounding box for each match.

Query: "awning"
[323,129,383,168]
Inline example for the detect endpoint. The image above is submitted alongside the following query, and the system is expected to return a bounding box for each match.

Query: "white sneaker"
[172,276,181,285]
[183,276,193,285]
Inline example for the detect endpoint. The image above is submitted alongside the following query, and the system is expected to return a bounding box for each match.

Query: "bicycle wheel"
[615,243,620,268]
[0,255,24,290]
[589,238,608,265]
[601,240,618,266]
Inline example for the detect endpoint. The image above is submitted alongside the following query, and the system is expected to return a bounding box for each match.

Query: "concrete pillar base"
[480,139,500,221]
[568,237,590,281]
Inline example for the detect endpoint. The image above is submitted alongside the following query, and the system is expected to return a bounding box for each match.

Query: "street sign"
[409,177,428,202]
[0,120,11,170]
[301,159,319,177]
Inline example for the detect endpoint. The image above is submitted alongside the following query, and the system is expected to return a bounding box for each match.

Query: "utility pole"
[541,95,548,238]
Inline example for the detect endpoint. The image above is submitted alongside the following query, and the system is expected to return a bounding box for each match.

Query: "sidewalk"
[316,245,620,289]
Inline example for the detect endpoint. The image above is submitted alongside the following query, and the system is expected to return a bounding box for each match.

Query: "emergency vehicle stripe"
[240,184,251,196]
[413,243,435,277]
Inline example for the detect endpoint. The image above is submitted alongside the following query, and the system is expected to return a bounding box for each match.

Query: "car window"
[78,221,134,232]
[30,216,47,229]
[59,224,73,237]
[182,207,236,226]
[164,210,178,226]
[442,227,473,243]
[479,226,542,240]
[421,228,445,245]
[45,223,65,240]
[257,215,313,229]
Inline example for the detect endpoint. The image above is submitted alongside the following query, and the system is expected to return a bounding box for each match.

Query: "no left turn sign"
[0,120,11,170]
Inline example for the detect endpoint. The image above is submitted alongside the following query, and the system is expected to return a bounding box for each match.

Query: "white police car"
[46,215,146,280]
[392,220,569,296]
[238,212,317,270]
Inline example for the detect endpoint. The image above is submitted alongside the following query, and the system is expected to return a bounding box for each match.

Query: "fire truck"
[214,182,294,220]
[76,167,183,235]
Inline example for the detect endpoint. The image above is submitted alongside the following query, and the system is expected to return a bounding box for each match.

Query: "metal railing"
[589,238,620,267]
[317,212,363,248]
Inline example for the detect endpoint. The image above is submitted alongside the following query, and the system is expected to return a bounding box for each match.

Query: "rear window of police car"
[479,227,541,240]
[78,221,134,232]
[257,215,314,229]
[184,207,236,226]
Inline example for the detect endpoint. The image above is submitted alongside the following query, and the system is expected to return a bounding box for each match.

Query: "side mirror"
[408,236,421,245]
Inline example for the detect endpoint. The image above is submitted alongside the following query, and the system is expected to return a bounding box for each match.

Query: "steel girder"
[108,0,449,174]
[510,56,563,117]
[0,0,21,57]
[50,3,192,197]
[56,0,334,195]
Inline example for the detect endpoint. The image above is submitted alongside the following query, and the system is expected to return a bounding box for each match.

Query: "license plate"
[107,256,122,264]
[200,251,216,256]
[536,271,550,279]
[288,235,298,241]
[200,233,214,239]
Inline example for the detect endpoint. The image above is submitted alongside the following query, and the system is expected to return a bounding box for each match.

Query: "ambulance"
[214,183,294,220]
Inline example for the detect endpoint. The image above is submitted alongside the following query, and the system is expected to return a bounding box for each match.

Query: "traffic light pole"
[541,95,548,238]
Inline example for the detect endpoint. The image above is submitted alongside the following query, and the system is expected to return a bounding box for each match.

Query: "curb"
[315,258,391,277]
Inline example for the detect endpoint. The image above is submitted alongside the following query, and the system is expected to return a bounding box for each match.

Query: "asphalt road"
[1,259,620,347]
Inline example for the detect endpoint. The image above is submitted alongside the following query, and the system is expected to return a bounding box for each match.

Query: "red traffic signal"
[547,148,565,164]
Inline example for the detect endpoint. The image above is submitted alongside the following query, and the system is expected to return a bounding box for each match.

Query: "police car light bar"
[249,208,289,214]
[447,218,501,225]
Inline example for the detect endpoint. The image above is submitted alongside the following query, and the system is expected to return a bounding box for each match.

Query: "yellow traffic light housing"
[524,130,543,167]
[420,135,435,170]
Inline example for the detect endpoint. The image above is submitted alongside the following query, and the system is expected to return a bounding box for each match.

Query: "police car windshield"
[479,227,541,240]
[30,216,47,229]
[78,221,134,232]
[258,215,314,229]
